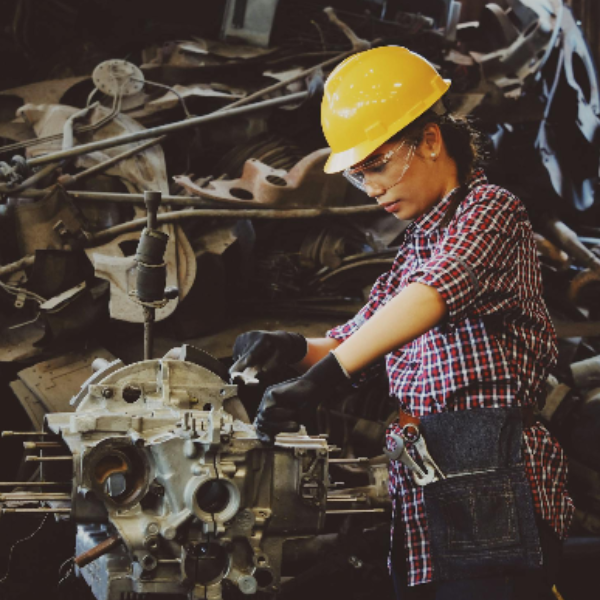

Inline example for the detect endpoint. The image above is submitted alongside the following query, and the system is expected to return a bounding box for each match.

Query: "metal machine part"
[37,355,379,600]
[92,60,145,99]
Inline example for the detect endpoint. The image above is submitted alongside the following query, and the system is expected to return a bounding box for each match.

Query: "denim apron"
[419,407,542,581]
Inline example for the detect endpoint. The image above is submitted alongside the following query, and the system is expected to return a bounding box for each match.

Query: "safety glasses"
[343,139,416,193]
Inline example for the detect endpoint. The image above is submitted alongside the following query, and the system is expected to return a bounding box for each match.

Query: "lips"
[382,200,401,213]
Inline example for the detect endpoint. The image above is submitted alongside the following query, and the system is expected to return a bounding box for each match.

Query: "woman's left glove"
[254,352,350,443]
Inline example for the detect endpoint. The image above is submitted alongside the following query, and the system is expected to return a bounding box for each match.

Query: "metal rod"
[86,204,380,243]
[326,509,385,514]
[0,482,70,487]
[1,508,71,514]
[143,306,154,361]
[25,456,72,463]
[58,136,166,187]
[326,497,366,502]
[27,92,309,167]
[74,534,122,568]
[328,458,369,464]
[23,442,63,450]
[69,190,219,206]
[2,431,52,437]
[0,494,71,500]
[215,50,357,114]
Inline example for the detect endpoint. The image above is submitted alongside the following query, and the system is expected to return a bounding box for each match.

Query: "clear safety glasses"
[343,139,417,194]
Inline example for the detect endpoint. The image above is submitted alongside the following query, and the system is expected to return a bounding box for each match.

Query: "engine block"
[45,358,330,600]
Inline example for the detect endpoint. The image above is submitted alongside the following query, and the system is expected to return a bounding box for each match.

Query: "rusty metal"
[174,148,346,208]
[25,92,308,168]
[74,534,123,569]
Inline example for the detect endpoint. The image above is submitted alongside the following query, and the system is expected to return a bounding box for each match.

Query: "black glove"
[229,331,307,382]
[254,352,350,443]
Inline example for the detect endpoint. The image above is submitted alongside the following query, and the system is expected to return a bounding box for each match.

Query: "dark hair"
[389,105,485,186]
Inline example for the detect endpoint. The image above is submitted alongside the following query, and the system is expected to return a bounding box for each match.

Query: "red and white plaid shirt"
[327,170,574,586]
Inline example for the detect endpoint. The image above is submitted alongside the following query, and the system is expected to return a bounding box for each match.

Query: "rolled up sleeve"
[408,190,522,325]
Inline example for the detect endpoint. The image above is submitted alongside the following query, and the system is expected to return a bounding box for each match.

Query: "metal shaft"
[74,535,122,568]
[0,482,70,487]
[144,306,155,361]
[23,442,63,450]
[27,92,308,167]
[2,431,52,437]
[1,508,71,514]
[326,509,386,515]
[25,456,72,462]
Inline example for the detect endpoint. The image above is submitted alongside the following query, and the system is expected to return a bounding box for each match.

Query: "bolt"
[146,523,160,535]
[102,388,113,399]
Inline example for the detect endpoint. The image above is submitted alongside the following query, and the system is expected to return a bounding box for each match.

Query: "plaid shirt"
[327,170,574,586]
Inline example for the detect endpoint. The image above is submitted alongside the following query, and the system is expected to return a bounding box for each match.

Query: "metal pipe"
[2,430,52,437]
[0,255,36,279]
[143,306,154,361]
[328,458,369,464]
[325,509,385,514]
[27,92,309,167]
[1,508,71,514]
[0,494,71,500]
[57,136,166,187]
[85,204,380,243]
[74,535,123,568]
[69,190,218,206]
[0,162,63,195]
[25,456,72,462]
[0,482,70,487]
[215,50,356,114]
[23,442,63,450]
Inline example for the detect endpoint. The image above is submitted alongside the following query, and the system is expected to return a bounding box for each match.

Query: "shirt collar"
[405,169,488,236]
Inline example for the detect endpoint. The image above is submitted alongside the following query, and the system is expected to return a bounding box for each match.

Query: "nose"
[364,180,384,199]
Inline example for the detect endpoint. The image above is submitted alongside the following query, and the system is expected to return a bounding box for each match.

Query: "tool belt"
[390,407,543,582]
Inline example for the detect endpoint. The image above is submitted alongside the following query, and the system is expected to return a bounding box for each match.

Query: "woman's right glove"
[254,352,350,443]
[229,331,307,384]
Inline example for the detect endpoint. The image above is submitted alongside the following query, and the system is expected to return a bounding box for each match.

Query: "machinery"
[43,355,329,600]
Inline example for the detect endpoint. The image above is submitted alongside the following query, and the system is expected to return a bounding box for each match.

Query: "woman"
[230,47,574,599]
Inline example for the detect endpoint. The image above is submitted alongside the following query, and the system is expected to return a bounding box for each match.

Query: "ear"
[421,123,443,156]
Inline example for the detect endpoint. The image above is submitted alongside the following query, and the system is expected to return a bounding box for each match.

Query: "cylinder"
[135,228,169,265]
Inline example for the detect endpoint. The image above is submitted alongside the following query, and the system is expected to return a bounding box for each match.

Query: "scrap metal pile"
[1,1,600,599]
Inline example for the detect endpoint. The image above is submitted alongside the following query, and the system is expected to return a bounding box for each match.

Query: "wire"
[0,514,49,585]
[57,557,75,590]
[0,280,47,304]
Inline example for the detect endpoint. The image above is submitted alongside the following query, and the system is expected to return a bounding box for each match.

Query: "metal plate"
[92,60,144,98]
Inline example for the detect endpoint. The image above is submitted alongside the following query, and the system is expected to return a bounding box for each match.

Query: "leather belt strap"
[399,405,537,429]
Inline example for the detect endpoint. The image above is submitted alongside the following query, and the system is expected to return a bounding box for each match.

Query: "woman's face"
[352,124,458,220]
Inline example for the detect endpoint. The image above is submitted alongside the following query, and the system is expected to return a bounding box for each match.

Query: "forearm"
[333,282,448,374]
[296,337,341,371]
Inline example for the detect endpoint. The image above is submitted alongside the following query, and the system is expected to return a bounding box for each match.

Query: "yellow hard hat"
[321,46,451,174]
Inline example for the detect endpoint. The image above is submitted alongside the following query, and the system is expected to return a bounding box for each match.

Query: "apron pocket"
[424,466,541,581]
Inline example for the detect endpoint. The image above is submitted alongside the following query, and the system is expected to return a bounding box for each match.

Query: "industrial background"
[0,1,599,599]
